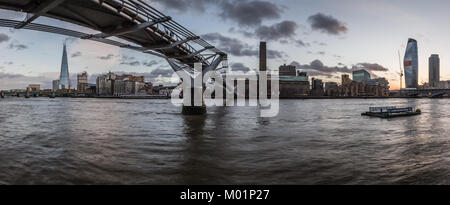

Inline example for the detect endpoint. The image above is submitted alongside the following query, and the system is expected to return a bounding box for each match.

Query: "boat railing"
[369,106,396,113]
[386,107,413,113]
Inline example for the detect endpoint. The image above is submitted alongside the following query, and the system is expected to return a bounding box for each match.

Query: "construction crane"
[398,50,404,90]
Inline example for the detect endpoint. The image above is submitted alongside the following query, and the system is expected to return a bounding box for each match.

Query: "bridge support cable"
[15,0,66,29]
[176,46,215,60]
[145,36,200,50]
[82,16,172,39]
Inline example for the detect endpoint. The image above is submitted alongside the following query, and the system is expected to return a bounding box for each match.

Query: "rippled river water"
[1,97,450,184]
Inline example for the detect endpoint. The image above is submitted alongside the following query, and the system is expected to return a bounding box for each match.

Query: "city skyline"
[0,0,449,90]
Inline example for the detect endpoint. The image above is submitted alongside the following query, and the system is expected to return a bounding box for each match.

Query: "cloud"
[295,40,309,47]
[290,60,389,79]
[201,32,284,59]
[150,0,282,27]
[308,13,348,35]
[220,0,282,26]
[0,72,56,90]
[150,68,174,77]
[0,72,23,79]
[142,60,159,67]
[334,55,343,59]
[0,10,26,20]
[149,0,211,12]
[230,63,250,72]
[292,60,351,73]
[4,61,13,65]
[255,20,298,41]
[97,54,115,60]
[120,55,140,66]
[71,51,82,58]
[354,63,389,72]
[313,41,327,46]
[8,42,28,50]
[0,33,10,43]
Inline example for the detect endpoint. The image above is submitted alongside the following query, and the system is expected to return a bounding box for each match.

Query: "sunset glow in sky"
[0,0,449,90]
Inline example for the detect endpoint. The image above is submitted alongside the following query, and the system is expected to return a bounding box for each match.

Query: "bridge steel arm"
[15,0,66,29]
[202,54,227,78]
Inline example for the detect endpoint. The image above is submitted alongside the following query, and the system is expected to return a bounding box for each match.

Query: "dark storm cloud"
[220,0,282,26]
[308,13,348,35]
[230,63,250,72]
[97,54,115,60]
[255,21,298,41]
[71,51,82,58]
[0,33,10,43]
[149,0,282,27]
[201,32,284,59]
[267,50,284,59]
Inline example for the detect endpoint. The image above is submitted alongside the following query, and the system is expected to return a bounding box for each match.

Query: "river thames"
[0,97,449,184]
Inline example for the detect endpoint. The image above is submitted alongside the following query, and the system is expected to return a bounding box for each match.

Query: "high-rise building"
[59,43,70,89]
[341,74,351,85]
[429,54,440,87]
[278,64,296,76]
[325,82,338,91]
[404,38,418,88]
[259,42,266,72]
[96,72,116,96]
[52,80,60,91]
[96,72,146,96]
[77,71,89,92]
[352,70,371,83]
[311,78,324,96]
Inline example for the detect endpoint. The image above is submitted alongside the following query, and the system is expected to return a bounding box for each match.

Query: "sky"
[0,0,449,90]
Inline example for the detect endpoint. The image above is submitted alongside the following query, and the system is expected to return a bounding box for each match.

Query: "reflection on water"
[1,97,450,184]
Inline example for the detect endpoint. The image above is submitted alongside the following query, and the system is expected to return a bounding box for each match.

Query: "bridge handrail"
[102,0,223,62]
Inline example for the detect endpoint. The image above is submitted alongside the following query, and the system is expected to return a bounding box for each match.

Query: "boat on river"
[361,107,421,118]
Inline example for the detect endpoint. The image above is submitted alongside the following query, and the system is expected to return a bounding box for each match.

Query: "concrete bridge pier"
[181,85,207,115]
[167,53,227,115]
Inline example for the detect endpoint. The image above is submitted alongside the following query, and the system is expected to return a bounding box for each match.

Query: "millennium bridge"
[0,0,228,114]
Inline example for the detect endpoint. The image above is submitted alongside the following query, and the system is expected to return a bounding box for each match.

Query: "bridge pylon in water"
[167,53,227,115]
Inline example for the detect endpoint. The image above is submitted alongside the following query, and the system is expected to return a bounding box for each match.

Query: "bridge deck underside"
[0,0,220,68]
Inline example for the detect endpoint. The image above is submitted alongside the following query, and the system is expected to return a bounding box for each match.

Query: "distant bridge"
[0,0,227,79]
[401,89,450,98]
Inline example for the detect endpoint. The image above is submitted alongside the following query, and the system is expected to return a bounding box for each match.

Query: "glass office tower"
[404,38,418,88]
[59,43,70,89]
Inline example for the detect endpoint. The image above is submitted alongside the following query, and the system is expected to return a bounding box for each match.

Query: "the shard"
[59,43,70,89]
[404,38,418,88]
